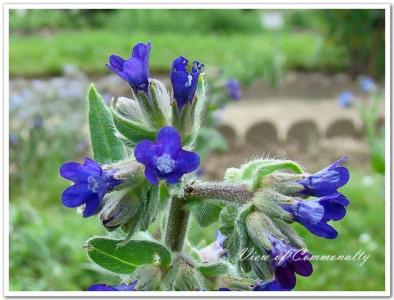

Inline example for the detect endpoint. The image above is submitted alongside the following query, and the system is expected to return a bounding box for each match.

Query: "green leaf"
[198,262,229,277]
[111,108,156,145]
[88,84,127,163]
[85,237,172,274]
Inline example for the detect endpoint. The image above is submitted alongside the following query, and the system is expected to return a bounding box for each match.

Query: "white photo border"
[1,1,391,298]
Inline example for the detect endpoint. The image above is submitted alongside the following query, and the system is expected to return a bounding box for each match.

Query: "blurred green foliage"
[10,30,346,83]
[9,9,385,81]
[322,10,385,78]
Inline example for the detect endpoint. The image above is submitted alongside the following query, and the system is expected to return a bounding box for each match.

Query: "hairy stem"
[184,181,253,204]
[164,196,190,252]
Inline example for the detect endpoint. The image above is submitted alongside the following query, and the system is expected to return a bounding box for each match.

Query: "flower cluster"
[58,41,352,293]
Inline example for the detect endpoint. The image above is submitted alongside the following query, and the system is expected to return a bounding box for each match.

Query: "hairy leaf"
[85,237,172,274]
[88,84,127,163]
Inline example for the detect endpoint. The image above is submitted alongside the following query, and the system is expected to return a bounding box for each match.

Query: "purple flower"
[88,281,137,291]
[281,193,349,239]
[60,157,123,218]
[170,56,204,109]
[297,157,350,197]
[253,279,291,291]
[359,76,376,93]
[106,42,151,93]
[226,79,242,100]
[134,126,200,185]
[199,231,227,263]
[268,235,313,290]
[338,91,354,108]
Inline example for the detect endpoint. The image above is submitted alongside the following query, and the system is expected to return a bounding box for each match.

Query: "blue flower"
[199,231,227,263]
[60,157,123,218]
[134,126,200,185]
[360,76,376,93]
[281,193,349,239]
[226,79,242,100]
[268,235,313,290]
[253,279,291,291]
[106,42,151,93]
[338,91,354,108]
[170,56,204,109]
[297,157,350,197]
[218,287,232,291]
[88,281,137,291]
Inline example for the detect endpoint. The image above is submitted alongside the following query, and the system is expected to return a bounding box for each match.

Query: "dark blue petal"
[82,196,101,218]
[171,56,188,73]
[162,172,182,184]
[290,254,313,276]
[109,54,125,70]
[174,149,200,174]
[275,265,296,290]
[132,42,151,63]
[61,183,94,208]
[297,157,350,197]
[156,126,182,155]
[144,166,160,185]
[84,157,102,174]
[218,288,232,291]
[134,140,157,167]
[320,200,347,221]
[60,161,98,183]
[301,220,338,239]
[88,284,118,291]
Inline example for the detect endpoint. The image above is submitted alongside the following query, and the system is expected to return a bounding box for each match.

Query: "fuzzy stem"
[164,196,190,252]
[184,181,253,204]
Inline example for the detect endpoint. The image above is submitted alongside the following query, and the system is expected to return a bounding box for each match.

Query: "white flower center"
[156,154,175,174]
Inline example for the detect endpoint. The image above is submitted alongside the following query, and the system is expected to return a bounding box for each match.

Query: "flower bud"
[99,188,137,231]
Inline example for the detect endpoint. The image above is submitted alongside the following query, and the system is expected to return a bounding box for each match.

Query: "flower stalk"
[164,196,190,252]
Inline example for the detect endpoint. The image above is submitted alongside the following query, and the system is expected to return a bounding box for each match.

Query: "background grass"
[10,30,346,83]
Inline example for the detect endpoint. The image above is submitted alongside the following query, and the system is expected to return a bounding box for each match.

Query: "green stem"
[164,196,190,252]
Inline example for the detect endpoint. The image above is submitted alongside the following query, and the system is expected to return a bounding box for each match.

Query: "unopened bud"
[99,188,137,230]
[261,172,305,196]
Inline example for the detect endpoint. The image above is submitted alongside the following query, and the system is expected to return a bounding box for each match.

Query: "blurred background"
[9,9,385,291]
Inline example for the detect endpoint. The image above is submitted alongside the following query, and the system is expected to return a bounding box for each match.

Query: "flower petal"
[134,140,157,166]
[302,220,338,239]
[156,126,182,154]
[175,149,200,174]
[88,284,118,291]
[290,255,313,276]
[132,42,151,62]
[109,54,125,70]
[84,157,102,174]
[61,183,95,208]
[144,166,159,185]
[275,265,296,290]
[83,196,101,218]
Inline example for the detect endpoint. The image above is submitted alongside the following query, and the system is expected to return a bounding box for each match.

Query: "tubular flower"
[134,126,200,185]
[297,157,350,197]
[281,193,349,239]
[170,56,204,109]
[60,157,123,218]
[268,235,313,290]
[106,42,151,93]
